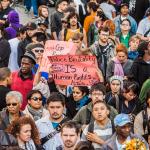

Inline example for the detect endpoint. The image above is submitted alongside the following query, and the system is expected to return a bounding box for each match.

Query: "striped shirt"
[81,119,113,149]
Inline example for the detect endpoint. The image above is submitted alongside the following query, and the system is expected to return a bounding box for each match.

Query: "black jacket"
[130,58,150,88]
[0,38,11,67]
[0,7,13,20]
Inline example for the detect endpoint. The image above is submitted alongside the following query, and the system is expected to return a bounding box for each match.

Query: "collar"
[18,70,33,81]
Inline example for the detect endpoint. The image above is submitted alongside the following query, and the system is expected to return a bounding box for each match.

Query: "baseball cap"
[22,51,36,65]
[26,22,37,30]
[114,114,131,127]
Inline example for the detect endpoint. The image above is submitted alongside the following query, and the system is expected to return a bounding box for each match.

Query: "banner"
[48,55,100,86]
[40,40,77,72]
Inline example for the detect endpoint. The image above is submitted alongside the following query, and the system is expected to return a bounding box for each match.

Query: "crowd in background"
[0,0,150,149]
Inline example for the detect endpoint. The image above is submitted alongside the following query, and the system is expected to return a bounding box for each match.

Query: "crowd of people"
[0,0,150,149]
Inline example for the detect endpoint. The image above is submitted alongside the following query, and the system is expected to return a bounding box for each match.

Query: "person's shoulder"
[36,115,50,125]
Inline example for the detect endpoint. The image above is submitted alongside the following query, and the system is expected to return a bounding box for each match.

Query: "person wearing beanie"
[105,75,123,112]
[130,41,150,89]
[5,10,22,40]
[11,51,36,110]
[50,0,68,40]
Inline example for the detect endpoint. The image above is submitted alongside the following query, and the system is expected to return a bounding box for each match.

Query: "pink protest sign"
[40,40,77,72]
[48,55,100,86]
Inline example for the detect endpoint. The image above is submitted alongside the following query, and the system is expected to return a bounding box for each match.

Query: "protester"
[130,41,150,88]
[113,3,137,34]
[11,51,36,110]
[100,0,116,20]
[116,19,132,48]
[50,0,68,40]
[73,83,118,127]
[81,101,114,149]
[66,86,90,118]
[0,25,11,68]
[128,35,140,60]
[88,10,107,46]
[102,113,149,149]
[17,22,37,66]
[5,10,22,40]
[106,43,133,81]
[8,26,27,71]
[84,2,98,33]
[7,116,43,149]
[61,121,80,150]
[0,0,13,26]
[134,89,150,141]
[0,91,24,130]
[105,75,123,112]
[23,90,49,121]
[36,92,69,150]
[61,12,87,47]
[136,9,150,41]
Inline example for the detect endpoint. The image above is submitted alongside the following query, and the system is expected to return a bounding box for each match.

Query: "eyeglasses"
[31,97,42,101]
[7,103,18,107]
[34,49,44,53]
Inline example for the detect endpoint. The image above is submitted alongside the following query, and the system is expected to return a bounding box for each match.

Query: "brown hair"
[38,5,48,17]
[116,43,128,55]
[129,35,141,44]
[7,116,41,145]
[72,32,83,41]
[103,20,116,36]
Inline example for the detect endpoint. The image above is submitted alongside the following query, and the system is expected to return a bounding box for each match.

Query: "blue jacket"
[113,15,137,34]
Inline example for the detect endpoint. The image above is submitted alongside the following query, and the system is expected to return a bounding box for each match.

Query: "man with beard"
[61,121,80,150]
[36,92,69,150]
[102,113,149,149]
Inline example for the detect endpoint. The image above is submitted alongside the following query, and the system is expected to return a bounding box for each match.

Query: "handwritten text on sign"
[48,55,100,86]
[40,40,77,72]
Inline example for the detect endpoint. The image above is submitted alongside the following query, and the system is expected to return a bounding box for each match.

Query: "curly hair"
[6,116,41,145]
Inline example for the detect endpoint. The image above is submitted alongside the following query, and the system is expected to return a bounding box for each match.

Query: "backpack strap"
[111,120,115,134]
[86,108,91,124]
[144,28,150,37]
[64,28,68,41]
[142,109,149,134]
[41,117,69,145]
[80,27,83,33]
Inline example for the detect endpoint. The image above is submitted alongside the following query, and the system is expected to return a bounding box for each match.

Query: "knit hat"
[22,51,36,65]
[7,11,22,28]
[26,43,44,51]
[110,75,123,89]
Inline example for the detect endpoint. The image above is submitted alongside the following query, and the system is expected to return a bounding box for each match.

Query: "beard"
[64,140,74,148]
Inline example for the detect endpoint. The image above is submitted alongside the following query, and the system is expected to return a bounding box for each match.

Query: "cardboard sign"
[48,55,100,86]
[40,40,77,72]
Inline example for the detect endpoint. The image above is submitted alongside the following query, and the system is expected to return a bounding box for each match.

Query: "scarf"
[113,57,124,77]
[76,95,89,110]
[27,105,43,121]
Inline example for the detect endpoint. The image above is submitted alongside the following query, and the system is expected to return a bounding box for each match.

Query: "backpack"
[64,27,83,41]
[142,109,150,141]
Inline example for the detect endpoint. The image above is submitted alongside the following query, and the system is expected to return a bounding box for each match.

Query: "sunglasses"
[34,49,44,53]
[31,97,42,101]
[7,103,18,107]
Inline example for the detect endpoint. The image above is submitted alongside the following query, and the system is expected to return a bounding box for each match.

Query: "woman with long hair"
[7,116,43,150]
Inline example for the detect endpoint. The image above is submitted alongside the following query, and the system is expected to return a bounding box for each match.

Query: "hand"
[86,132,104,144]
[0,20,5,24]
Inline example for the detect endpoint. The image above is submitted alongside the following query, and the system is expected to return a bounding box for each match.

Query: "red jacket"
[11,71,34,110]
